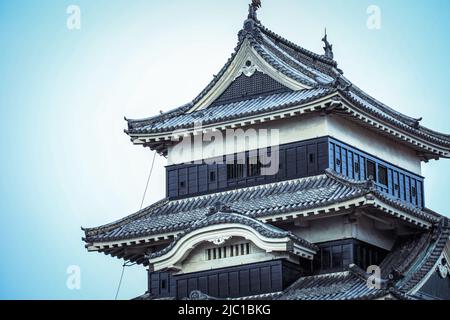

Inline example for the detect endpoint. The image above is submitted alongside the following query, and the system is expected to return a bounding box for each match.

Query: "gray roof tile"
[128,88,333,134]
[149,209,318,259]
[277,271,386,300]
[83,171,439,244]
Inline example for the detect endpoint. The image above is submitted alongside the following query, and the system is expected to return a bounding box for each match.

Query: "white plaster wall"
[289,216,353,244]
[351,215,396,250]
[325,115,422,175]
[167,113,422,175]
[167,114,328,165]
[288,214,396,251]
[180,237,283,274]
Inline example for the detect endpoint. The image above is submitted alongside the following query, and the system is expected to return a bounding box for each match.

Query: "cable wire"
[139,152,157,210]
[114,262,137,300]
[114,152,156,300]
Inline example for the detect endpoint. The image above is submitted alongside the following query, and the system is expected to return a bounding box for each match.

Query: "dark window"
[411,186,417,197]
[378,165,388,186]
[207,243,251,261]
[227,163,244,180]
[309,153,315,164]
[180,181,186,188]
[247,156,262,177]
[161,279,167,290]
[354,162,360,173]
[209,171,216,182]
[332,246,343,269]
[227,164,233,179]
[322,248,331,270]
[315,240,388,274]
[342,244,352,268]
[366,160,376,179]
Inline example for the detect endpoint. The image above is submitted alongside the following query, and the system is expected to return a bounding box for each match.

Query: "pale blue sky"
[0,0,449,300]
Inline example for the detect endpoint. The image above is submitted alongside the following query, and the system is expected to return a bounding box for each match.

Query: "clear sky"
[0,0,449,300]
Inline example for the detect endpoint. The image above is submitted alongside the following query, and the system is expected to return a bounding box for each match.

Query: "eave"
[127,91,450,160]
[84,192,436,266]
[129,92,338,155]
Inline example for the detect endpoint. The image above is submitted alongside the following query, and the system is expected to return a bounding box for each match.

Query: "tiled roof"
[341,89,450,148]
[149,209,318,259]
[132,219,450,301]
[370,217,450,294]
[397,218,450,292]
[125,18,450,149]
[83,170,439,244]
[127,88,334,135]
[277,271,386,300]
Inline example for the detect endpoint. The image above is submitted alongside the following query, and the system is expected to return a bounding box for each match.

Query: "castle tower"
[83,2,450,300]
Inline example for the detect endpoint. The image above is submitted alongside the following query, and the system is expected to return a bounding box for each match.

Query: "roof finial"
[322,28,334,60]
[248,0,262,20]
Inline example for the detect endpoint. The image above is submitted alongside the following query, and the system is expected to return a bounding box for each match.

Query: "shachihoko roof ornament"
[322,28,334,60]
[248,0,262,20]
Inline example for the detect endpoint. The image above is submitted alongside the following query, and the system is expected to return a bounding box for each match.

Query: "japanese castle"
[83,2,450,300]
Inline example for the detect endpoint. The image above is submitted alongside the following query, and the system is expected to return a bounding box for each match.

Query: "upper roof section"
[125,2,450,160]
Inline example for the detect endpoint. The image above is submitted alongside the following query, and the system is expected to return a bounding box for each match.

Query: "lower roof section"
[83,170,442,266]
[277,270,386,300]
[135,218,450,300]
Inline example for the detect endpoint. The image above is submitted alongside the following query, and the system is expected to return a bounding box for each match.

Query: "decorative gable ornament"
[208,236,232,246]
[238,59,263,79]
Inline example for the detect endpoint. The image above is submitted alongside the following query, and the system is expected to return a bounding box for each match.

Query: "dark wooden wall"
[329,138,424,208]
[166,136,425,208]
[148,259,303,299]
[166,137,329,199]
[310,239,388,275]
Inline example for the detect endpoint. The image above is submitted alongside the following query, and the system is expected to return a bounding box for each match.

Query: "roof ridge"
[324,169,374,190]
[325,169,439,223]
[399,218,450,292]
[192,37,247,107]
[257,23,337,67]
[340,89,450,148]
[347,83,421,124]
[168,174,329,205]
